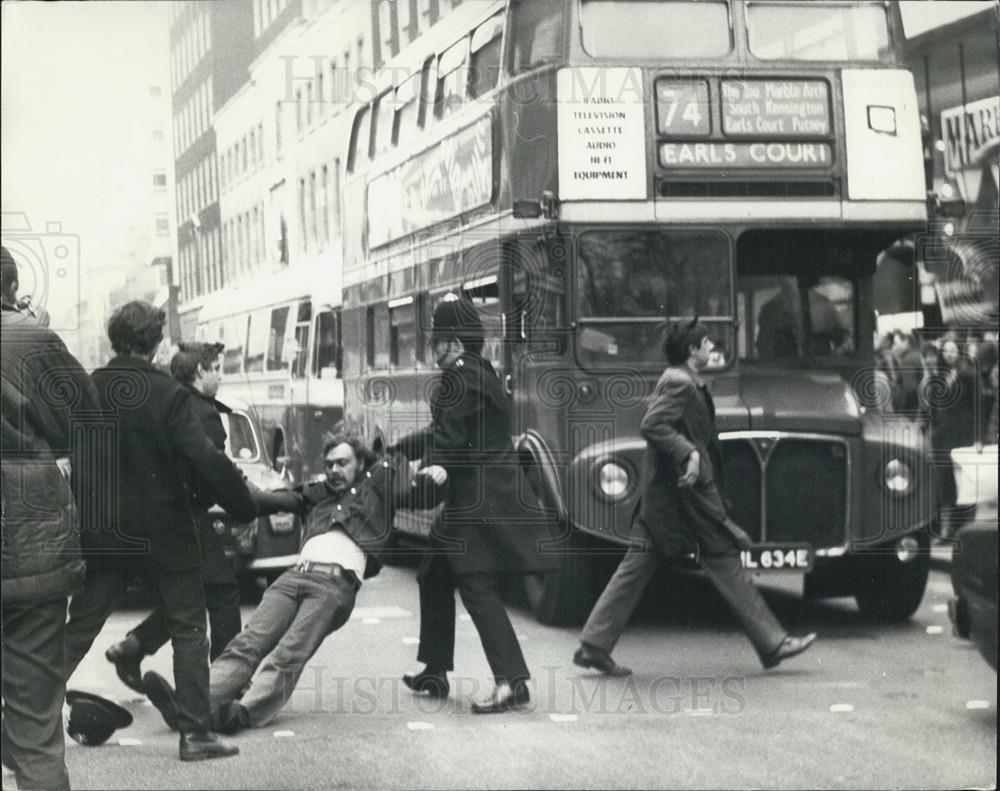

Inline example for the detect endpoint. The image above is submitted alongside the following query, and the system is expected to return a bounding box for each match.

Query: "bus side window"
[469,13,504,99]
[314,309,341,379]
[435,39,469,120]
[292,301,312,380]
[463,277,503,375]
[266,306,291,372]
[394,68,422,145]
[223,317,244,375]
[372,89,394,156]
[347,105,371,173]
[389,297,417,368]
[244,309,269,373]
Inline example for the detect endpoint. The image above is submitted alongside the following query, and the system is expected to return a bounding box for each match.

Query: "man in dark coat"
[574,318,816,675]
[63,301,259,762]
[1,245,99,791]
[105,342,243,692]
[392,297,557,713]
[139,431,445,734]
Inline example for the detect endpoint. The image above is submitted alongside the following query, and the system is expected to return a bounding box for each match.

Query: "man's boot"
[105,635,146,694]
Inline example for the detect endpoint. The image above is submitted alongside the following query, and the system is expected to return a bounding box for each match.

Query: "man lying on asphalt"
[143,430,445,734]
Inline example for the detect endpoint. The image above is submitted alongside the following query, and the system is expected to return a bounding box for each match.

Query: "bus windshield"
[580,0,732,58]
[747,1,891,61]
[576,230,732,366]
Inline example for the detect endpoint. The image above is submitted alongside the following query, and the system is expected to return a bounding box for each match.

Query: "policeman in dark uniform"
[393,297,557,713]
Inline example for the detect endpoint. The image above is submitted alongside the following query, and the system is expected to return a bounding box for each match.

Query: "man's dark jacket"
[256,452,443,579]
[1,307,99,603]
[81,356,257,571]
[638,364,751,557]
[392,352,557,576]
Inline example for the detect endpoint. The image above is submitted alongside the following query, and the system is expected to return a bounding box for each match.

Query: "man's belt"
[294,560,362,592]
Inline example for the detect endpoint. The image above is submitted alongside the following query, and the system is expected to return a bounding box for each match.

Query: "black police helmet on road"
[65,690,133,746]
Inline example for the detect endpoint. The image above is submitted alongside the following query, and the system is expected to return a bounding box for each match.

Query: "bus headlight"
[598,462,630,499]
[884,458,912,494]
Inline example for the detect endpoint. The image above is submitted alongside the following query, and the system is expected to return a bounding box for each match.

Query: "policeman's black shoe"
[573,643,632,677]
[179,731,239,762]
[212,701,250,735]
[761,633,818,670]
[471,681,530,714]
[105,635,146,695]
[402,667,450,698]
[142,671,180,731]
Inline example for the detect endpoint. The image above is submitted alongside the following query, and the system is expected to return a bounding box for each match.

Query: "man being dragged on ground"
[143,430,446,734]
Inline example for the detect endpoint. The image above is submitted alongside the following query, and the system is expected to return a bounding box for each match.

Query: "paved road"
[61,564,995,790]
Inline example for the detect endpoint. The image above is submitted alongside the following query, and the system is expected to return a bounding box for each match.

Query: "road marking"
[926,625,944,635]
[351,606,411,619]
[829,704,854,713]
[549,714,577,723]
[929,581,953,595]
[362,617,381,625]
[932,604,949,613]
[966,700,990,710]
[402,637,420,645]
[274,730,295,738]
[117,738,142,746]
[407,721,434,730]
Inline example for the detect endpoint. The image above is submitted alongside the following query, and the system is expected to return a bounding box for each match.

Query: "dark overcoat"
[1,307,98,603]
[393,352,557,576]
[638,365,751,557]
[82,356,257,572]
[184,390,236,583]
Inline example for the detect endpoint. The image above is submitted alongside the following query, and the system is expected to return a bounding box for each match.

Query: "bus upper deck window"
[436,39,469,119]
[394,71,421,144]
[746,1,890,61]
[372,90,395,156]
[580,1,731,58]
[509,0,563,73]
[347,105,371,173]
[469,13,504,99]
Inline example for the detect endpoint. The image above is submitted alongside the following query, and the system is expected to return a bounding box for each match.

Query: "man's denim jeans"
[210,568,356,727]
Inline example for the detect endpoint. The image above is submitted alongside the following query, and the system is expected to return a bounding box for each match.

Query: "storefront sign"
[557,67,648,200]
[721,80,830,137]
[660,141,832,168]
[367,115,493,248]
[940,95,999,174]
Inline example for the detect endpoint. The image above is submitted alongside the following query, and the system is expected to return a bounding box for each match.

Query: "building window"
[153,172,167,188]
[275,100,284,157]
[149,84,162,98]
[155,215,170,236]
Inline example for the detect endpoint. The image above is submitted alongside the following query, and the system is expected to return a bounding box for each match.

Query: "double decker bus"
[341,0,934,624]
[195,267,344,483]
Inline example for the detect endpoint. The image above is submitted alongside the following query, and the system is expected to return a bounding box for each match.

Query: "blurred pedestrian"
[919,338,977,537]
[140,432,445,734]
[573,318,816,676]
[105,342,244,696]
[64,301,259,762]
[891,329,923,413]
[392,297,557,713]
[1,245,99,791]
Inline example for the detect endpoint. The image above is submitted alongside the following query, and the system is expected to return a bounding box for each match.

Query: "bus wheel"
[524,530,599,627]
[852,533,930,621]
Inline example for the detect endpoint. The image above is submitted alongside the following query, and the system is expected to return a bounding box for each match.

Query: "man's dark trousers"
[64,560,212,732]
[416,554,530,685]
[2,596,71,791]
[130,579,241,661]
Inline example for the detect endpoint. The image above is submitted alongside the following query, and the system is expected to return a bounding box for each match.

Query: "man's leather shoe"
[105,636,145,695]
[573,643,632,677]
[212,701,249,735]
[471,681,530,714]
[402,667,450,698]
[142,671,180,731]
[179,731,239,761]
[762,633,817,670]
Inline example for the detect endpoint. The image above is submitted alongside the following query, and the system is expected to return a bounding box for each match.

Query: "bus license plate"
[741,545,813,572]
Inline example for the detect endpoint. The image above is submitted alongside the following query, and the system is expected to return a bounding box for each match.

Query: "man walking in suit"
[64,301,259,761]
[105,342,244,692]
[574,318,816,676]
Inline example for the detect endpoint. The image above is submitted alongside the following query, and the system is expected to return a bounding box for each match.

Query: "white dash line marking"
[932,604,949,613]
[926,625,944,635]
[402,637,420,645]
[117,738,143,746]
[273,730,295,738]
[829,703,854,713]
[407,721,434,730]
[549,714,578,723]
[362,617,381,625]
[966,700,990,710]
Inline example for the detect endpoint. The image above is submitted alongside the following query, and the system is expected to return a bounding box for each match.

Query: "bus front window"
[580,1,732,59]
[747,1,891,62]
[576,230,733,367]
